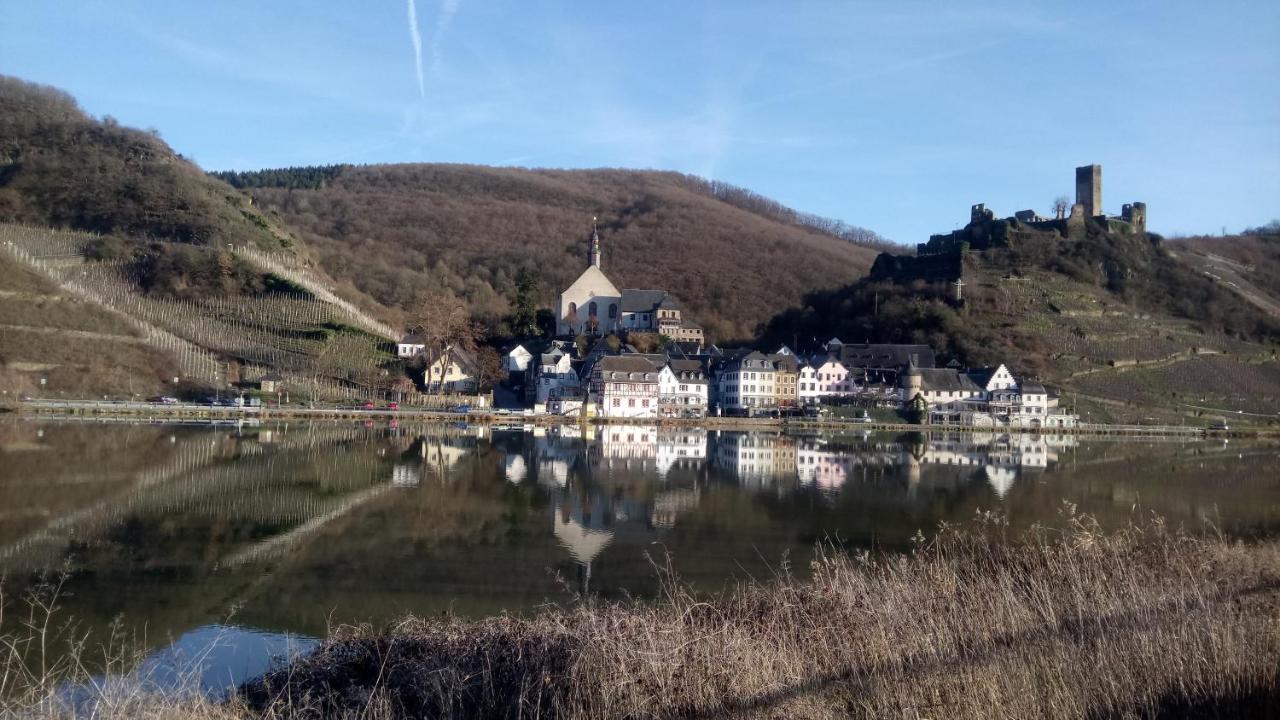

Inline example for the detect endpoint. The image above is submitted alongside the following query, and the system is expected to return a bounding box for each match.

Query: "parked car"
[452,403,472,414]
[362,401,376,410]
[387,401,399,410]
[1209,421,1230,431]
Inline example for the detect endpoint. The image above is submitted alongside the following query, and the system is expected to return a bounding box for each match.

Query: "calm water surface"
[1,419,1277,694]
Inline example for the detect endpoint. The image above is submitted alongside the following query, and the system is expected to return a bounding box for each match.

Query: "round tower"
[903,362,922,399]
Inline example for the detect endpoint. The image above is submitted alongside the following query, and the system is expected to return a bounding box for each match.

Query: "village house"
[798,363,821,404]
[901,363,1075,428]
[532,347,581,404]
[422,346,480,394]
[767,352,799,410]
[657,358,708,417]
[396,334,426,358]
[591,355,660,418]
[809,354,853,397]
[715,350,777,414]
[505,344,532,383]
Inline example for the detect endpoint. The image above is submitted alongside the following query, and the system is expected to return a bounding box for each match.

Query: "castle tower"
[588,218,602,269]
[1075,165,1102,218]
[903,362,922,400]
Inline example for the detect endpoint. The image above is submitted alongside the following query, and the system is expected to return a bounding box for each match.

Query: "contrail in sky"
[406,0,425,100]
[431,0,460,75]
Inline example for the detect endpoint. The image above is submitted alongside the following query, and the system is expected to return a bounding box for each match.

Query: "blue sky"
[3,1,1277,243]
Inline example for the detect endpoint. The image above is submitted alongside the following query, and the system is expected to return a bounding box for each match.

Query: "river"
[1,418,1276,697]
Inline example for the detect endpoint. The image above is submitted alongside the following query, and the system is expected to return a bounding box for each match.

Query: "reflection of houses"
[712,432,797,488]
[796,441,857,490]
[392,434,477,485]
[912,433,1077,497]
[597,425,658,460]
[655,428,707,477]
[504,454,528,484]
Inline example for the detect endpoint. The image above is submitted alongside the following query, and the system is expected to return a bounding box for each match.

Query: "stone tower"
[903,362,922,399]
[1075,165,1102,218]
[588,219,602,269]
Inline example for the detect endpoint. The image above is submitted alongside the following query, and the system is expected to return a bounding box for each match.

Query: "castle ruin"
[913,163,1147,258]
[869,164,1149,293]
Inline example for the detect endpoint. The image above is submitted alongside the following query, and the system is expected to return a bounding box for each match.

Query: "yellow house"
[423,346,479,394]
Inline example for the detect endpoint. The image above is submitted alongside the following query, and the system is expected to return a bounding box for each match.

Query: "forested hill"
[214,164,890,341]
[0,75,289,253]
[759,219,1280,425]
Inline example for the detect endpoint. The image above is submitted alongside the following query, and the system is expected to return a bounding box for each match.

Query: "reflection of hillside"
[4,420,1278,667]
[0,424,236,570]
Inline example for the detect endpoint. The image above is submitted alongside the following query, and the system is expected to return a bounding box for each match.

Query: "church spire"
[588,217,602,269]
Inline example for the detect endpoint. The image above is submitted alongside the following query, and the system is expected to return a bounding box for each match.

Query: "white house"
[901,363,1075,427]
[715,350,776,413]
[810,355,853,397]
[535,350,581,404]
[396,334,426,358]
[657,359,708,417]
[798,363,821,404]
[591,355,660,418]
[505,344,533,381]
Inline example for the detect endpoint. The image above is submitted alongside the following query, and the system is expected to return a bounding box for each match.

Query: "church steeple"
[588,217,602,269]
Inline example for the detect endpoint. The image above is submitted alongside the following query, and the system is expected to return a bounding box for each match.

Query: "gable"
[563,266,620,299]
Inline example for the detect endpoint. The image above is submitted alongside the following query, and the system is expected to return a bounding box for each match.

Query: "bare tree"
[1053,196,1070,220]
[473,345,505,392]
[409,289,478,393]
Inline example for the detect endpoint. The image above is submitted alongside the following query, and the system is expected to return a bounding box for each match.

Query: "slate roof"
[838,344,936,370]
[721,349,773,371]
[1020,381,1046,394]
[666,341,701,358]
[767,353,799,373]
[620,289,672,312]
[917,369,982,393]
[967,366,1000,387]
[596,355,660,378]
[666,359,707,381]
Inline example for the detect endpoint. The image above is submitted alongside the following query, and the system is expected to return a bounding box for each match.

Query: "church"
[555,222,703,345]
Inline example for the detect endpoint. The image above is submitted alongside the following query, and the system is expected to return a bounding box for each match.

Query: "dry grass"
[4,512,1279,719]
[241,511,1280,719]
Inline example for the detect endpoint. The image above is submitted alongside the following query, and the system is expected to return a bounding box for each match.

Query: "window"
[641,399,649,407]
[589,301,598,318]
[608,303,617,319]
[612,398,620,407]
[629,398,636,407]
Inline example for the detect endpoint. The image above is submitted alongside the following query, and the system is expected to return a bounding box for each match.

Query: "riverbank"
[8,516,1275,719]
[10,398,1270,438]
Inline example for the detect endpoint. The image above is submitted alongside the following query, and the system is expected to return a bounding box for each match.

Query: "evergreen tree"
[511,269,540,339]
